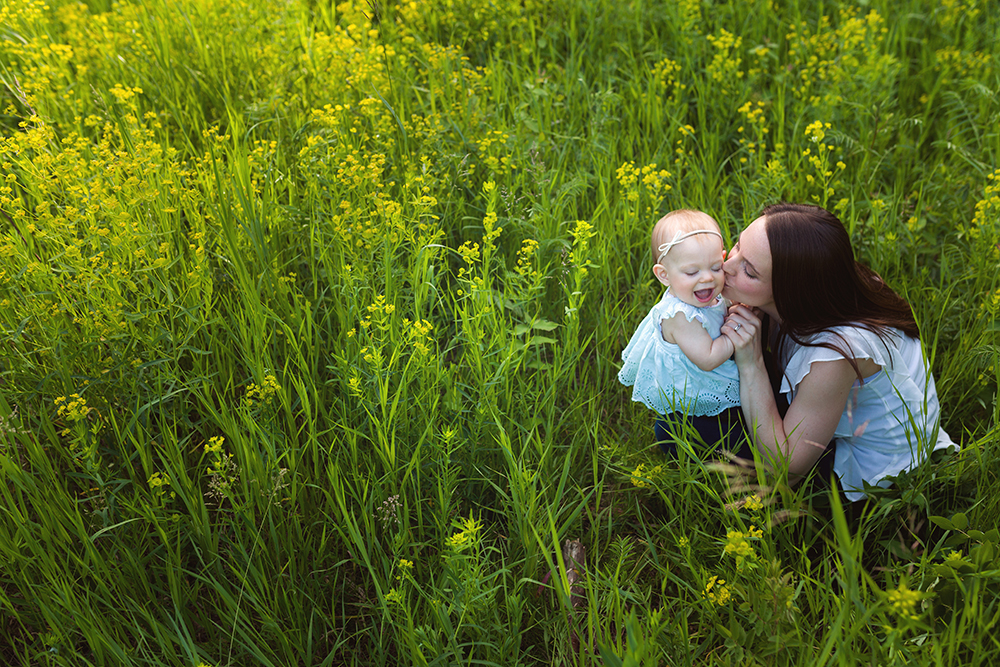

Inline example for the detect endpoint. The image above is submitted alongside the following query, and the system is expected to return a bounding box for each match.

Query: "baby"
[618,209,744,455]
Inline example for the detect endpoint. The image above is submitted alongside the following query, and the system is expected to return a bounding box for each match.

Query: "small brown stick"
[562,539,586,654]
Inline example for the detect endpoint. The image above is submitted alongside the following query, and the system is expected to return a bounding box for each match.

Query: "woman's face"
[723,216,776,316]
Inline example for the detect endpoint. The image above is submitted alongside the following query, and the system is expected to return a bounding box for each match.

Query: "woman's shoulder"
[794,324,904,357]
[780,324,909,394]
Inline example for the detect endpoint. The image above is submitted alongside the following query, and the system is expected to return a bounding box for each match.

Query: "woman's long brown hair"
[762,203,918,382]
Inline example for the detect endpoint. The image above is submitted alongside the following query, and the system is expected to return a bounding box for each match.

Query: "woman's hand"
[723,303,762,366]
[722,303,855,477]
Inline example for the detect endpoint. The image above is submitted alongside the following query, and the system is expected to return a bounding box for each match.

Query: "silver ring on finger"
[733,323,742,332]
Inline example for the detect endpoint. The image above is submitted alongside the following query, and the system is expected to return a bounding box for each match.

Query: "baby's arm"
[661,314,735,372]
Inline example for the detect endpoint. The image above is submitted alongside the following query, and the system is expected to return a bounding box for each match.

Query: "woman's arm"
[723,306,856,475]
[661,314,736,372]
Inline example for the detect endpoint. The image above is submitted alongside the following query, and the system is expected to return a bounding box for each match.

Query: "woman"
[721,203,955,500]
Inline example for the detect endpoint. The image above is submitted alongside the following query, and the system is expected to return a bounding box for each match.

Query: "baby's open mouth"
[695,289,715,302]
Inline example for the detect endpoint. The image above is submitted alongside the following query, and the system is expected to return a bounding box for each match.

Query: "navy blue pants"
[654,407,753,460]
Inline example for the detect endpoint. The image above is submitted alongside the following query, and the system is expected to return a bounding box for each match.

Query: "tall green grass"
[0,0,998,664]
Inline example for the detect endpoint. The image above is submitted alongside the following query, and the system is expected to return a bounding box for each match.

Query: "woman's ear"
[652,263,671,287]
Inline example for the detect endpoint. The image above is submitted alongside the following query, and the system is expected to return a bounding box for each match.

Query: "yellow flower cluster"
[455,202,505,290]
[0,94,217,384]
[784,10,892,109]
[630,463,664,488]
[703,575,731,606]
[477,130,515,175]
[736,101,771,164]
[403,318,435,357]
[396,0,537,54]
[934,46,992,80]
[805,120,830,143]
[616,162,640,197]
[798,121,844,205]
[482,208,502,242]
[205,436,224,455]
[935,0,980,31]
[705,29,744,94]
[446,515,482,551]
[204,436,237,501]
[616,162,672,215]
[971,170,1000,235]
[148,472,169,489]
[515,238,541,279]
[108,84,143,103]
[982,288,1000,314]
[341,151,389,191]
[650,58,685,100]
[0,0,49,28]
[55,394,90,422]
[671,125,698,168]
[744,494,763,511]
[886,582,923,620]
[568,220,595,275]
[723,526,763,567]
[457,240,482,271]
[363,295,397,326]
[675,0,701,32]
[354,295,391,333]
[738,101,767,130]
[245,374,281,406]
[396,558,415,582]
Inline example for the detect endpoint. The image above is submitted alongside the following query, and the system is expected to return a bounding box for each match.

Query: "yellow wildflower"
[886,582,923,620]
[703,575,731,606]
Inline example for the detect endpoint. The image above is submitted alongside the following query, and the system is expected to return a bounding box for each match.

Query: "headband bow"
[656,229,723,264]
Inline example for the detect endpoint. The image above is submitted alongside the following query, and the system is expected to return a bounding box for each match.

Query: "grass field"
[1,0,999,664]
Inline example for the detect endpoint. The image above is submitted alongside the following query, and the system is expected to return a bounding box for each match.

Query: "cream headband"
[656,229,723,264]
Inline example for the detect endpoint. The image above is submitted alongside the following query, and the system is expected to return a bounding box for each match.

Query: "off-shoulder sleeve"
[779,327,898,396]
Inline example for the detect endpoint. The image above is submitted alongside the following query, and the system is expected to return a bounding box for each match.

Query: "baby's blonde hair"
[651,209,722,264]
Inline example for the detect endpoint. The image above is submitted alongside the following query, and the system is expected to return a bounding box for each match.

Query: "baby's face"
[658,235,725,307]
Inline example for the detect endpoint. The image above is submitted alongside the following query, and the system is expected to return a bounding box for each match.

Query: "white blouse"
[780,326,956,501]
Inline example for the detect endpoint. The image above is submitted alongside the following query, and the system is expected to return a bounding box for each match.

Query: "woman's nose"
[723,252,736,276]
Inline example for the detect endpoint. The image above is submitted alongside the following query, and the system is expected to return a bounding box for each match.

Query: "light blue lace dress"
[618,290,740,416]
